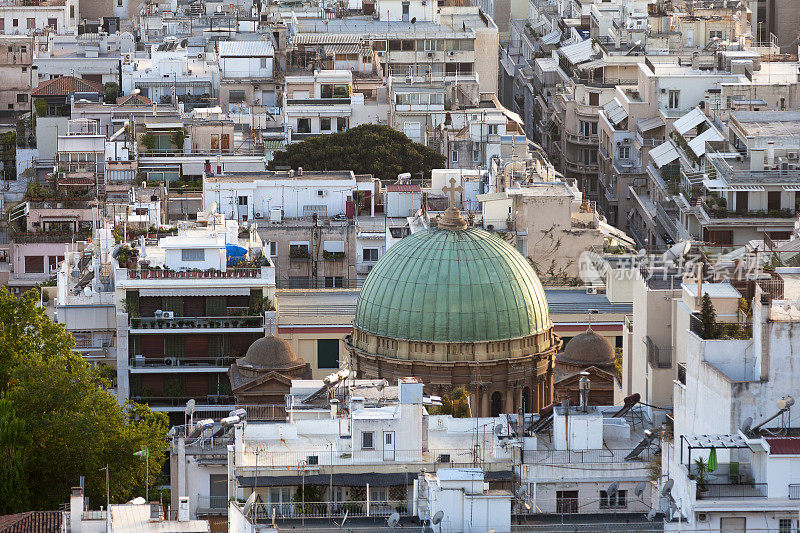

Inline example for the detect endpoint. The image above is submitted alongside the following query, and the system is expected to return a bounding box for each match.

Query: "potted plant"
[694,457,710,497]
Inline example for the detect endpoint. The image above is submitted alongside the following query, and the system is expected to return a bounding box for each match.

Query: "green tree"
[268,124,446,181]
[431,387,471,418]
[104,82,120,104]
[0,287,168,511]
[699,293,717,339]
[0,399,29,513]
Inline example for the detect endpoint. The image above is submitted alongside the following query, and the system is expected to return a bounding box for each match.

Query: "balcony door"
[719,517,746,533]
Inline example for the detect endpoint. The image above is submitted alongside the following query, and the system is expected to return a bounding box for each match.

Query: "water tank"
[269,208,282,223]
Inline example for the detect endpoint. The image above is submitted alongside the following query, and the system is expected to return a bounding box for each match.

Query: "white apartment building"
[0,0,78,36]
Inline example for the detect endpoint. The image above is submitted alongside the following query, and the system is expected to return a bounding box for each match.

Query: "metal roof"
[766,437,800,455]
[673,108,707,135]
[688,127,724,157]
[324,43,362,55]
[386,184,421,192]
[218,40,274,57]
[540,29,562,45]
[293,33,363,45]
[603,98,628,126]
[558,39,593,65]
[650,140,680,168]
[638,116,665,133]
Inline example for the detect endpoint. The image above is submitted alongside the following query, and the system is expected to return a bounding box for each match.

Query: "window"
[260,57,268,68]
[318,338,339,368]
[488,124,499,135]
[668,90,680,109]
[12,19,18,27]
[324,276,344,288]
[320,117,332,131]
[451,151,458,163]
[336,117,348,132]
[289,243,309,258]
[618,146,630,159]
[238,196,248,206]
[361,431,374,449]
[363,248,379,262]
[48,255,64,271]
[181,249,205,261]
[709,30,723,40]
[24,255,44,273]
[588,92,600,106]
[599,489,627,509]
[296,118,311,133]
[423,39,437,51]
[69,5,74,17]
[779,519,792,533]
[472,150,480,162]
[228,90,246,103]
[556,491,578,514]
[27,18,35,29]
[268,241,277,256]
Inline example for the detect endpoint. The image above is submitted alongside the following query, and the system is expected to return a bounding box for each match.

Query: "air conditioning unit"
[376,51,384,57]
[616,141,622,146]
[155,309,164,318]
[134,354,145,367]
[586,286,599,294]
[317,189,328,197]
[164,357,179,366]
[697,513,708,522]
[254,211,263,219]
[427,52,433,57]
[162,311,175,319]
[438,454,451,463]
[788,151,798,160]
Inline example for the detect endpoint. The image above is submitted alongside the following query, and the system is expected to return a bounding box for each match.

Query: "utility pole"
[135,447,149,501]
[99,464,110,509]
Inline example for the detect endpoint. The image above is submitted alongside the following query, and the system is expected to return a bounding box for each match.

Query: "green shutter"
[317,339,339,369]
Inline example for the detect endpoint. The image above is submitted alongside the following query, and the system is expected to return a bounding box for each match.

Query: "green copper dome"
[354,227,552,343]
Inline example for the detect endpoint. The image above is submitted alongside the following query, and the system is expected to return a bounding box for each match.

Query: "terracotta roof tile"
[0,511,62,533]
[116,93,153,105]
[386,184,421,192]
[32,76,104,97]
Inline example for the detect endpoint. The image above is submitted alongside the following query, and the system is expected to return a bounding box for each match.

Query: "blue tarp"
[226,244,248,266]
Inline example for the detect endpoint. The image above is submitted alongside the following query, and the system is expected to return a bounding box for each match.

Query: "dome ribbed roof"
[558,329,614,366]
[240,335,299,369]
[354,227,552,342]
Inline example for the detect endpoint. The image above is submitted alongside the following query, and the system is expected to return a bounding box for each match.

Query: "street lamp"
[134,447,149,501]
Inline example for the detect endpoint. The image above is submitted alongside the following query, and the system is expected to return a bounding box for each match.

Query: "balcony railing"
[251,501,409,521]
[130,356,238,368]
[285,97,351,105]
[564,159,599,174]
[127,268,261,279]
[242,448,494,468]
[645,335,672,369]
[564,131,598,145]
[129,316,264,330]
[524,447,655,464]
[677,362,686,386]
[197,495,228,514]
[789,484,800,499]
[698,483,767,499]
[132,395,235,407]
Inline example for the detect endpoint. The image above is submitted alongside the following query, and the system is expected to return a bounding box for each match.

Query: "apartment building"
[0,35,33,117]
[660,273,800,531]
[0,0,78,36]
[33,31,122,86]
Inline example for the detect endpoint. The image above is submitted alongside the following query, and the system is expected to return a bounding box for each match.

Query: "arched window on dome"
[490,391,503,417]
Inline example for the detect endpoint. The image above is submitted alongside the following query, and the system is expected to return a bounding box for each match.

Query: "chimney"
[330,398,339,419]
[766,141,775,168]
[750,148,765,172]
[70,486,84,533]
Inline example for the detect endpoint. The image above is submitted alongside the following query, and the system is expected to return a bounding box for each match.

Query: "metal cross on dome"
[442,177,463,209]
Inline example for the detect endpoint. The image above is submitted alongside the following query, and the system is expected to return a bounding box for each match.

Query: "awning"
[782,185,800,192]
[673,108,706,135]
[650,140,680,168]
[144,122,184,130]
[541,29,562,45]
[139,287,251,297]
[324,44,361,55]
[688,127,724,157]
[603,98,627,126]
[727,185,765,191]
[237,471,514,487]
[558,38,593,64]
[638,116,664,133]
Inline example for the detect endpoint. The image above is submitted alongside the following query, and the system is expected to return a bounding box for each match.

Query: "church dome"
[558,329,614,366]
[239,335,299,370]
[354,226,552,343]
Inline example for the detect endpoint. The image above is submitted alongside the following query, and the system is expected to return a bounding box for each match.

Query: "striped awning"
[782,185,800,192]
[727,185,765,191]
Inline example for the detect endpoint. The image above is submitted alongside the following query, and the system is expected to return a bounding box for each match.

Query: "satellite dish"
[493,424,504,435]
[635,481,647,498]
[668,500,677,519]
[606,481,619,498]
[243,491,257,517]
[646,509,657,521]
[432,510,444,525]
[83,286,92,297]
[186,399,196,416]
[661,241,692,263]
[387,512,400,527]
[741,416,753,435]
[661,479,674,496]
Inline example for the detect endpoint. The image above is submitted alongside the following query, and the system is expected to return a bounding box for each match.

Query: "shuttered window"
[317,339,339,369]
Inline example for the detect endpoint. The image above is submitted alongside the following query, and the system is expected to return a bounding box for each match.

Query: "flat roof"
[731,111,800,138]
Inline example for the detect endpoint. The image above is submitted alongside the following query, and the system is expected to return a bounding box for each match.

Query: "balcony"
[789,484,800,499]
[285,97,351,105]
[130,356,238,369]
[250,500,409,521]
[564,131,598,146]
[677,362,686,386]
[127,268,261,279]
[613,158,642,175]
[197,496,228,515]
[645,335,672,369]
[698,483,767,500]
[564,159,599,175]
[130,315,265,332]
[132,395,235,407]
[524,447,656,464]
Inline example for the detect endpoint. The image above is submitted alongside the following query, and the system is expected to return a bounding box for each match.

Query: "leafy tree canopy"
[0,287,168,512]
[268,124,446,181]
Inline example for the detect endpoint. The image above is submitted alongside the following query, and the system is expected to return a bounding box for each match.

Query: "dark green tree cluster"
[0,287,169,513]
[430,387,471,418]
[267,124,446,181]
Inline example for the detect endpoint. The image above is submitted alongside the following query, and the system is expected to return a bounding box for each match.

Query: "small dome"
[558,329,614,366]
[240,335,298,369]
